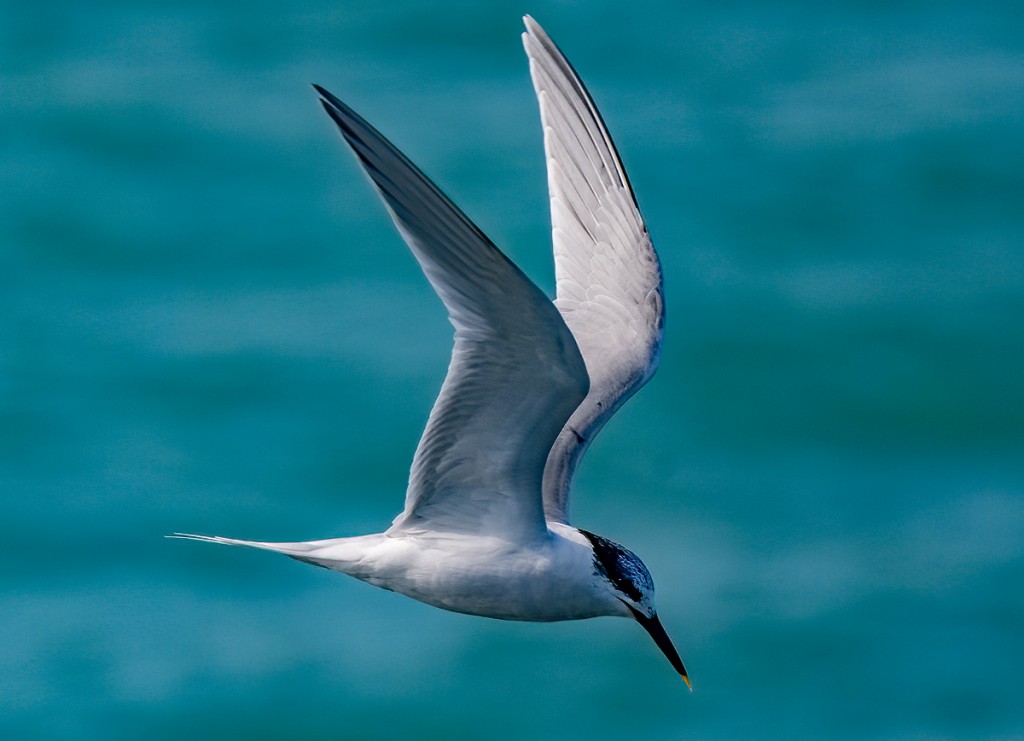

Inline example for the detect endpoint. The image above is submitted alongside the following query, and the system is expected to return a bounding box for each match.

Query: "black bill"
[629,607,692,690]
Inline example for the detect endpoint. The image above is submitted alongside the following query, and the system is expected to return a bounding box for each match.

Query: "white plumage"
[173,16,689,687]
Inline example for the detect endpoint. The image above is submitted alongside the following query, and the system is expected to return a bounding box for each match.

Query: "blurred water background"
[2,1,1022,738]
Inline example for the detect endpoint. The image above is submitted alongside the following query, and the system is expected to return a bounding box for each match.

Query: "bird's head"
[579,529,691,690]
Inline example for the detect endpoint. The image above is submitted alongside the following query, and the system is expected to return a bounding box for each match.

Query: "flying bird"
[174,15,688,688]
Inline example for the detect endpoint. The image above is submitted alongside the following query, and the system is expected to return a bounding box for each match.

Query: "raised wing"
[523,18,665,524]
[315,85,589,542]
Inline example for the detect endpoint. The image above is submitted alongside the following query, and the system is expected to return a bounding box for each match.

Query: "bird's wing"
[316,85,589,542]
[522,17,664,525]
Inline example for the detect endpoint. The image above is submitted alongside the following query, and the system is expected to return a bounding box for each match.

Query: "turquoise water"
[3,1,1022,738]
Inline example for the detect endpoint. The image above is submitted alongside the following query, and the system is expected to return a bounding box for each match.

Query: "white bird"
[173,16,689,688]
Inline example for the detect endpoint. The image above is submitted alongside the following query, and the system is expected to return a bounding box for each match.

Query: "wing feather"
[316,85,588,541]
[522,18,665,524]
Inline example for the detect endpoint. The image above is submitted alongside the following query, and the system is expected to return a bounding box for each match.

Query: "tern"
[173,16,689,687]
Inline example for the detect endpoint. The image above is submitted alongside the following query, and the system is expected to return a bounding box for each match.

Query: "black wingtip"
[312,84,343,123]
[312,83,338,112]
[312,83,343,113]
[312,83,349,115]
[314,89,371,154]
